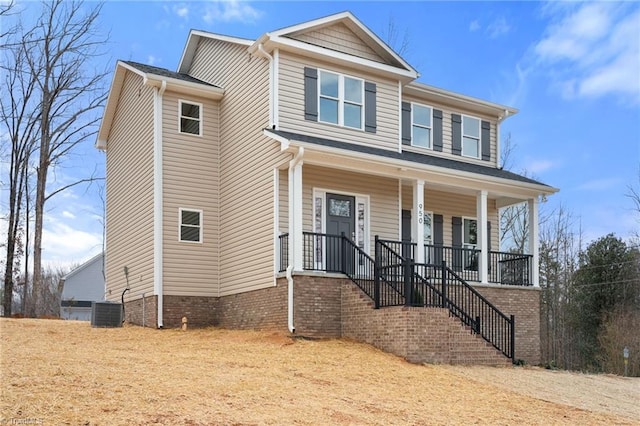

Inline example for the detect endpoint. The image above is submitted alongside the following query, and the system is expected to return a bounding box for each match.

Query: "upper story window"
[179,208,202,243]
[319,70,363,130]
[179,100,202,136]
[462,115,480,158]
[412,104,432,149]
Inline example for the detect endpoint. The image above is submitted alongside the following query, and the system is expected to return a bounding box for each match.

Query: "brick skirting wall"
[123,295,157,328]
[163,295,218,328]
[119,275,539,366]
[472,285,541,365]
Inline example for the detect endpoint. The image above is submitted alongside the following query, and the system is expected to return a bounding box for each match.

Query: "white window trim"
[312,188,370,270]
[178,99,203,136]
[462,216,478,249]
[317,69,364,131]
[411,103,433,149]
[461,114,480,159]
[179,208,203,243]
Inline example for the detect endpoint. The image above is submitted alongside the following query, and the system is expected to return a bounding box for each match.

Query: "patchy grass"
[1,319,638,425]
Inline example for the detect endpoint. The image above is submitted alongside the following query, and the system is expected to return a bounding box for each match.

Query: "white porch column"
[413,180,425,263]
[528,197,540,287]
[477,190,488,284]
[288,148,304,271]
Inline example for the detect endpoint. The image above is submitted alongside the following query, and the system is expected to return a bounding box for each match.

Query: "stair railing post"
[510,314,516,364]
[404,256,412,306]
[340,232,346,275]
[374,235,380,309]
[441,260,447,309]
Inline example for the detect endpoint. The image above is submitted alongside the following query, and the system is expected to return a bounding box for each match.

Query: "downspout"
[153,80,167,328]
[255,43,275,128]
[286,147,304,334]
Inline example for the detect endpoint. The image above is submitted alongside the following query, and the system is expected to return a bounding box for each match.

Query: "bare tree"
[2,0,108,316]
[0,15,41,316]
[382,14,411,57]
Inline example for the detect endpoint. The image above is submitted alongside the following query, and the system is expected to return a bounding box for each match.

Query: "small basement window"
[179,100,202,135]
[179,208,202,243]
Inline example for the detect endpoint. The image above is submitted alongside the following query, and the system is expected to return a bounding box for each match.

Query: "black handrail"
[278,233,289,272]
[377,238,515,361]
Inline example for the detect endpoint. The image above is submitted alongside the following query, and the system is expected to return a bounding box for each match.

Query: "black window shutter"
[433,109,443,152]
[433,214,444,266]
[304,67,318,121]
[433,214,444,245]
[481,120,491,161]
[451,114,462,156]
[401,102,411,145]
[487,221,492,252]
[364,81,376,133]
[452,216,462,269]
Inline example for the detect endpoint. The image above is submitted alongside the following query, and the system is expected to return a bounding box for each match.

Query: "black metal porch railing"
[377,238,514,361]
[489,251,533,286]
[278,233,288,273]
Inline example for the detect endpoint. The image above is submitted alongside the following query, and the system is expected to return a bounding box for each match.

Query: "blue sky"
[4,1,639,267]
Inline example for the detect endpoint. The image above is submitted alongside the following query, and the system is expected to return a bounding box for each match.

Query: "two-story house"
[97,12,557,365]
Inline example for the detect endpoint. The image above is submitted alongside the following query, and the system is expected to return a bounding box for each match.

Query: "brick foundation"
[123,295,157,328]
[162,295,218,328]
[119,274,539,366]
[472,284,541,365]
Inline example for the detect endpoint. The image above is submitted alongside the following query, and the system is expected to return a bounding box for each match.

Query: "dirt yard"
[1,319,638,425]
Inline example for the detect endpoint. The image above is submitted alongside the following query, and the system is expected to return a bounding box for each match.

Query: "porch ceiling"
[265,129,558,200]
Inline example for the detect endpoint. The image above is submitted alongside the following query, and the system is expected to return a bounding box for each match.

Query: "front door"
[326,193,355,273]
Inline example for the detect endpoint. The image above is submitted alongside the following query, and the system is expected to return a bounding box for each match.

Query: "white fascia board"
[143,74,225,99]
[266,36,418,82]
[265,11,415,74]
[96,62,130,150]
[179,30,254,73]
[404,82,518,118]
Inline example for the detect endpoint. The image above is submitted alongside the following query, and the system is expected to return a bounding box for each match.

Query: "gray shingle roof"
[268,129,551,188]
[122,61,219,88]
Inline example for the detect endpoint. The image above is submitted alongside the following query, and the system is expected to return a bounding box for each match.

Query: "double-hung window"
[462,115,480,158]
[179,100,202,136]
[319,70,363,130]
[463,218,477,249]
[179,208,202,243]
[412,104,432,149]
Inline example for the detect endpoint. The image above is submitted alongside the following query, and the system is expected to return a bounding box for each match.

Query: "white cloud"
[174,5,189,19]
[525,159,556,174]
[469,20,480,32]
[486,16,511,39]
[576,177,624,191]
[203,0,262,24]
[62,210,76,219]
[147,55,157,66]
[533,3,640,104]
[42,220,102,264]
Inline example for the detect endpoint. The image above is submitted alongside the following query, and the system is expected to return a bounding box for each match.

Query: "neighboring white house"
[60,253,105,320]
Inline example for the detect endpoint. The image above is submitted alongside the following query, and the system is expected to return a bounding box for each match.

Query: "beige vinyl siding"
[302,165,399,252]
[402,95,498,168]
[278,168,289,233]
[189,38,289,296]
[105,72,155,302]
[288,23,384,63]
[161,90,220,297]
[401,185,499,249]
[278,51,399,151]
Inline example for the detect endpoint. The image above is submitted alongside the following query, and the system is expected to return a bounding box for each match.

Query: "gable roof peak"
[249,11,418,81]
